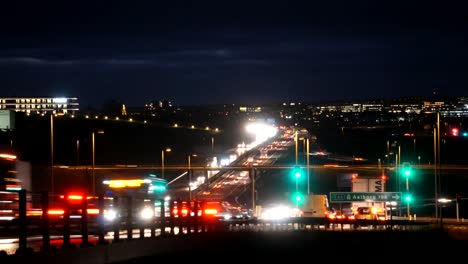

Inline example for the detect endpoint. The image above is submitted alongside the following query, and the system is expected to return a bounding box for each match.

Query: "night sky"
[1,1,467,108]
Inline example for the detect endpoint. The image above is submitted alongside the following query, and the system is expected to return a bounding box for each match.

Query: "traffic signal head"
[405,194,412,202]
[381,174,387,181]
[404,169,411,177]
[292,192,305,206]
[295,194,302,202]
[292,166,302,179]
[401,164,412,178]
[295,171,301,178]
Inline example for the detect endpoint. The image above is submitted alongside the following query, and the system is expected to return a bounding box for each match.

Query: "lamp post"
[76,139,80,166]
[438,198,451,229]
[211,137,214,154]
[161,148,171,179]
[50,114,54,193]
[92,130,104,195]
[306,138,310,195]
[188,154,197,200]
[406,176,410,218]
[294,131,298,165]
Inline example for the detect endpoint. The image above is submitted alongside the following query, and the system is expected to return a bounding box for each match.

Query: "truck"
[301,194,329,218]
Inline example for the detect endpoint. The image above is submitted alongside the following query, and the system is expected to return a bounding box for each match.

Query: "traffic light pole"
[252,168,256,215]
[406,177,410,219]
[306,138,310,195]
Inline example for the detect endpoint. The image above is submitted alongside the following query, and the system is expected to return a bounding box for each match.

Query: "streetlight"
[188,154,197,200]
[161,148,171,179]
[306,137,310,195]
[211,137,214,154]
[50,114,54,193]
[92,130,104,195]
[294,131,298,165]
[438,198,452,228]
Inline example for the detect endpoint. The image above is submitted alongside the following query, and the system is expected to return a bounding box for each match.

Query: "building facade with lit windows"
[0,97,79,114]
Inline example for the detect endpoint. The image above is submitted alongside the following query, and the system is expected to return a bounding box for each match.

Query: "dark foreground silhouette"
[115,229,468,262]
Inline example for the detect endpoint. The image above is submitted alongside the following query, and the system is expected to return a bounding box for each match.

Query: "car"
[354,206,378,220]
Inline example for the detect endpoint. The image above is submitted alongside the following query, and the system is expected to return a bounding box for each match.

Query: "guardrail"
[0,189,445,259]
[0,190,229,254]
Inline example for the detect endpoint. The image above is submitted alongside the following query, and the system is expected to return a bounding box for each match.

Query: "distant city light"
[53,98,67,103]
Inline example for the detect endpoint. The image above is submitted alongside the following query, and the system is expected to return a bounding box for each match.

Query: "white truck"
[301,194,329,217]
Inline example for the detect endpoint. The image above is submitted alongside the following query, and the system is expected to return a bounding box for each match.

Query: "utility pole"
[306,138,310,195]
[434,126,438,219]
[50,114,54,194]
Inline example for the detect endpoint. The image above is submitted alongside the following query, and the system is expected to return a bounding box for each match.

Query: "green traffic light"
[292,166,302,179]
[292,192,305,205]
[405,195,412,202]
[404,169,411,177]
[463,132,468,137]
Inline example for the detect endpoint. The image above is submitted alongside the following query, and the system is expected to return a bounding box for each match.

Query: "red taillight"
[27,209,43,216]
[48,209,64,215]
[87,208,100,215]
[204,208,218,215]
[68,195,83,200]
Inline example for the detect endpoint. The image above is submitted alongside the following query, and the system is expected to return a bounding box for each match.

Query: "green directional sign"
[330,192,402,202]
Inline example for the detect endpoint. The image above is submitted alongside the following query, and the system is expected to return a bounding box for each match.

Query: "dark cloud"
[0,1,467,107]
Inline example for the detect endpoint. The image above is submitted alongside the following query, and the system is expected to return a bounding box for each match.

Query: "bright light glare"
[104,210,117,221]
[260,205,298,220]
[438,198,452,203]
[245,123,278,145]
[140,207,154,220]
[220,158,230,166]
[53,98,67,103]
[0,153,17,160]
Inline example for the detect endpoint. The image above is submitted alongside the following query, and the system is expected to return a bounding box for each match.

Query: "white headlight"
[140,207,154,220]
[104,210,117,221]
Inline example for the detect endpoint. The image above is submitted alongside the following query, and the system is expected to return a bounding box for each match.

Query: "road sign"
[329,192,402,202]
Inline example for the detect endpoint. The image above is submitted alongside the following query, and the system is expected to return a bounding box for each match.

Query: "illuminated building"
[0,97,79,114]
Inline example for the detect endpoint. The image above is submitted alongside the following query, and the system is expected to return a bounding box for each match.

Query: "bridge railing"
[1,190,229,254]
[0,189,438,257]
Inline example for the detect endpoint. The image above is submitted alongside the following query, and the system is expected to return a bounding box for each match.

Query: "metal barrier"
[0,189,437,258]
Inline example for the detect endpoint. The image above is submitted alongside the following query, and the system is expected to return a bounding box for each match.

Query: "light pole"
[188,154,197,200]
[92,130,104,195]
[294,131,298,165]
[406,176,410,218]
[161,148,171,179]
[76,139,80,166]
[50,114,54,193]
[211,137,214,154]
[306,138,310,195]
